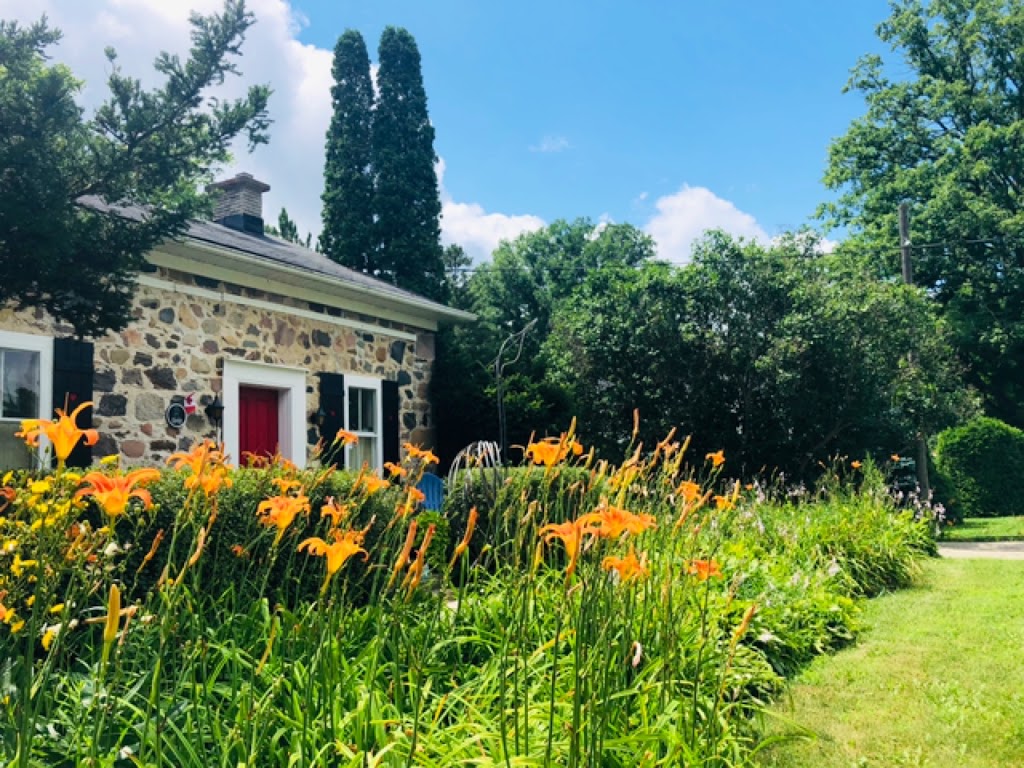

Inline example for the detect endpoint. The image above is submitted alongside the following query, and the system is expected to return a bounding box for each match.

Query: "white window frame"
[222,359,307,469]
[0,330,54,466]
[345,374,383,471]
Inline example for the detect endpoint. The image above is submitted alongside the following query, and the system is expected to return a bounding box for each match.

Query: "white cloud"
[644,185,769,264]
[529,135,570,153]
[435,159,545,262]
[3,0,539,262]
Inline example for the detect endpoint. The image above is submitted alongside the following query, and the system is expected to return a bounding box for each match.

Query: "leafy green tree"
[320,29,375,271]
[372,27,445,301]
[548,232,974,476]
[0,2,270,338]
[432,220,654,462]
[823,0,1024,425]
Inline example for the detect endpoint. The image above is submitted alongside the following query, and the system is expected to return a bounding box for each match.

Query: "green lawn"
[758,559,1024,768]
[942,516,1024,541]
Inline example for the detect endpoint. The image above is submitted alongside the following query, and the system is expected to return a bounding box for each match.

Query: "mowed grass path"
[759,558,1024,767]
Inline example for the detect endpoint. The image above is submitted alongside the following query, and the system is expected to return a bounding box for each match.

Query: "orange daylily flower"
[686,559,723,581]
[713,494,734,512]
[334,429,359,447]
[538,517,598,578]
[383,461,407,478]
[676,480,703,505]
[579,503,656,539]
[404,443,439,465]
[320,496,351,526]
[396,486,426,517]
[167,440,233,496]
[17,401,99,467]
[851,460,863,469]
[298,528,368,594]
[403,523,436,595]
[388,520,419,589]
[75,468,161,520]
[602,548,649,583]
[357,473,390,495]
[257,494,310,545]
[524,436,584,468]
[449,506,478,569]
[705,450,725,468]
[891,454,901,462]
[272,477,303,494]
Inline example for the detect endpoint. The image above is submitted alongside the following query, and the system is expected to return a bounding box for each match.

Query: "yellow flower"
[257,495,310,546]
[705,450,725,468]
[103,583,121,645]
[11,555,38,578]
[16,401,100,467]
[298,529,368,594]
[602,548,649,583]
[41,626,59,651]
[75,468,161,520]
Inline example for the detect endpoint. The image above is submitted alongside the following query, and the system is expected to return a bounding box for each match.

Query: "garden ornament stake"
[494,318,537,461]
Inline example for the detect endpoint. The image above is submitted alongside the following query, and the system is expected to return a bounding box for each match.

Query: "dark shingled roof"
[79,196,467,319]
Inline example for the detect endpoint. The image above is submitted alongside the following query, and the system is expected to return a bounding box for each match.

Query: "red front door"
[239,386,279,462]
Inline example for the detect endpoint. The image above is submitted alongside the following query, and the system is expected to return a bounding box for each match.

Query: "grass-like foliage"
[0,419,933,766]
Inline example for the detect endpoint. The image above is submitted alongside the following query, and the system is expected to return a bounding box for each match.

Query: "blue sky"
[3,0,897,261]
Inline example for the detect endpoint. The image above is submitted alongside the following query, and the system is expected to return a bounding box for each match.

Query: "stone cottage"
[0,173,473,470]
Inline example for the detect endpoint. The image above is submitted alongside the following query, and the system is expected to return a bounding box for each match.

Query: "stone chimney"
[207,172,270,235]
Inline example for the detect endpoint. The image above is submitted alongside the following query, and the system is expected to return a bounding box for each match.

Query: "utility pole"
[899,202,931,501]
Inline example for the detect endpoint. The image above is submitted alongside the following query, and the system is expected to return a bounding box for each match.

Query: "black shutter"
[382,379,400,466]
[317,373,346,468]
[52,338,94,468]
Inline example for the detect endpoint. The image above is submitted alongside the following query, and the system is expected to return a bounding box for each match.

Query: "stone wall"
[0,266,436,466]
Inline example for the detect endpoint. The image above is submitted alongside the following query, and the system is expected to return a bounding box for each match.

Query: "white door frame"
[222,358,307,468]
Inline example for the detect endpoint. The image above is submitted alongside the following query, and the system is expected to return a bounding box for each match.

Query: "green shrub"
[935,417,1024,517]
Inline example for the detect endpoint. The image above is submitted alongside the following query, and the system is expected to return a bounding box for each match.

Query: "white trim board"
[0,330,54,466]
[136,273,418,343]
[222,358,308,469]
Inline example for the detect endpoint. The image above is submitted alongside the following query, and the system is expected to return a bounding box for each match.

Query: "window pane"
[0,422,33,469]
[349,437,377,471]
[360,389,376,432]
[2,349,39,420]
[348,387,377,433]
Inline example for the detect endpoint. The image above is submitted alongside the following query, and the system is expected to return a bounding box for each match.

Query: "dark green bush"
[935,417,1024,518]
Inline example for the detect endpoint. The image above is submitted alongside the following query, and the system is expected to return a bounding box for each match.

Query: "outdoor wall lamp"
[204,396,224,429]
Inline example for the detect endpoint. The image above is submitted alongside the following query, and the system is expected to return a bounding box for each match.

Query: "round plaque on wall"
[165,401,187,429]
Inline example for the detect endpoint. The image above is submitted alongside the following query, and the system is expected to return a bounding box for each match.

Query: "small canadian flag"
[183,393,197,414]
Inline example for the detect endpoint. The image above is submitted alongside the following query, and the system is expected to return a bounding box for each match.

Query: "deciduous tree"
[0,2,270,338]
[823,0,1024,425]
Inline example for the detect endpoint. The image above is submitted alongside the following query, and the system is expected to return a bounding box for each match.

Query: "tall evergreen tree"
[320,30,375,271]
[372,26,446,301]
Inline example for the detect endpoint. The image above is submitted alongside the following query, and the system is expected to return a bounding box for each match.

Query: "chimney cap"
[207,172,270,194]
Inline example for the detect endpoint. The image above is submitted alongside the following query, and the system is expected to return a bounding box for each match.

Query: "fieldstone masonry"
[0,266,437,465]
